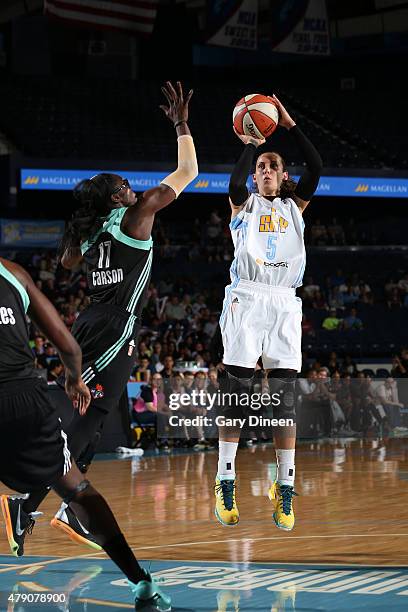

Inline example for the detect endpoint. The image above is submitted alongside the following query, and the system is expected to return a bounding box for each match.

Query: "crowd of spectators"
[3,206,406,449]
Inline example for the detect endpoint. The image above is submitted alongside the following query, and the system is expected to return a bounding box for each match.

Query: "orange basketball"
[233,94,279,139]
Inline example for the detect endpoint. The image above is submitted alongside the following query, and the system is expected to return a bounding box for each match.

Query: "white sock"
[276,449,295,486]
[217,441,238,480]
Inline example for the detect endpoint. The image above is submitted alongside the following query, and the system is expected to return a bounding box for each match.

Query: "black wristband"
[174,120,187,129]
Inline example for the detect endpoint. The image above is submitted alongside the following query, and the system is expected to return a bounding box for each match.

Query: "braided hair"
[59,173,119,259]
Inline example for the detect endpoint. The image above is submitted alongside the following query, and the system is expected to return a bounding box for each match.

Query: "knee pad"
[63,479,91,505]
[219,366,254,414]
[267,369,297,422]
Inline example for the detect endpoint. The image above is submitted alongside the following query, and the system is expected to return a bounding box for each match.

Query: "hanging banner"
[0,219,64,247]
[206,0,258,50]
[271,0,330,55]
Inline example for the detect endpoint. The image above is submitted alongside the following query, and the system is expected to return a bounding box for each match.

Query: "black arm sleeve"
[229,144,257,206]
[289,125,323,201]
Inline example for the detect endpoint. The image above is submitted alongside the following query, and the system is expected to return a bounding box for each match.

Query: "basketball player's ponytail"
[279,177,298,200]
[277,153,298,201]
[59,173,118,259]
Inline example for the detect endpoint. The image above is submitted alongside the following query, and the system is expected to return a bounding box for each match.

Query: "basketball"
[233,94,279,139]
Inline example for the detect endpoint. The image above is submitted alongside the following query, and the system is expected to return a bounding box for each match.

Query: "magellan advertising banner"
[20,169,408,198]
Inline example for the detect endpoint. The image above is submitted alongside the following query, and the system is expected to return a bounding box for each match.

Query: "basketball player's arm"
[122,82,198,241]
[60,246,83,270]
[229,131,265,219]
[3,260,91,414]
[273,95,323,213]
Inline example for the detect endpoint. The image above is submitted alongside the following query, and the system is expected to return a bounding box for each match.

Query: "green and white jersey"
[81,208,153,318]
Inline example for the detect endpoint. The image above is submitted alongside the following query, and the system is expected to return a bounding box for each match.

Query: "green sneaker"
[129,571,171,611]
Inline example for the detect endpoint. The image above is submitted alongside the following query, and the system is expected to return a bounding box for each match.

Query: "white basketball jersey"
[228,193,306,288]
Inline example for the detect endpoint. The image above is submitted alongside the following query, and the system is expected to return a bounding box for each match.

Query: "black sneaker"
[0,495,36,557]
[50,503,102,551]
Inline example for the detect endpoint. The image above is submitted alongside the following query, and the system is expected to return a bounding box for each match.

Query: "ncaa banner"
[206,0,258,50]
[271,0,330,56]
[0,219,64,247]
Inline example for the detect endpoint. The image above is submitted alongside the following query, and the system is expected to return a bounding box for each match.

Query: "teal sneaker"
[129,571,171,611]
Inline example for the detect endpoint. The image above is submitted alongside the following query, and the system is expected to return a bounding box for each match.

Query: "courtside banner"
[0,219,64,247]
[21,170,408,198]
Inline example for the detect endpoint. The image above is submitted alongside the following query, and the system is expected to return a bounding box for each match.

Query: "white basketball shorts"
[219,279,302,371]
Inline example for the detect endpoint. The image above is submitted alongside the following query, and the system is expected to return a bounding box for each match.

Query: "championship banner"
[206,0,258,50]
[271,0,330,56]
[20,169,408,198]
[0,219,64,247]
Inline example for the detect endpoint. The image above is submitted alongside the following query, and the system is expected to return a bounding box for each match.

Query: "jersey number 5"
[98,241,112,269]
[266,235,277,261]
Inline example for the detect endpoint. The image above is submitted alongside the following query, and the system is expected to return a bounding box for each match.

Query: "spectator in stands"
[330,268,346,288]
[341,355,358,377]
[131,357,152,383]
[322,308,342,331]
[47,360,64,383]
[192,294,207,315]
[161,356,176,395]
[342,286,359,306]
[327,218,345,245]
[165,295,186,322]
[138,340,152,359]
[312,290,328,310]
[36,342,59,370]
[398,272,408,294]
[31,334,45,359]
[385,278,399,296]
[328,286,345,310]
[327,351,341,375]
[301,314,315,337]
[343,308,363,331]
[303,276,320,298]
[310,219,328,245]
[391,355,408,378]
[203,313,218,339]
[376,377,405,429]
[183,371,195,395]
[337,374,354,429]
[387,288,402,309]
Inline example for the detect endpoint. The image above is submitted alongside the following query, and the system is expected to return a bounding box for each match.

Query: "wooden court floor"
[1,437,408,566]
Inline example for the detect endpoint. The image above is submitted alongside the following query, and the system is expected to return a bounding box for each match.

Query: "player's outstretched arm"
[272,95,323,213]
[3,260,91,414]
[122,81,198,241]
[229,129,265,218]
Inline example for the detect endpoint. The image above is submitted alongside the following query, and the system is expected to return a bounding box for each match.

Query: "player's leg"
[267,368,298,531]
[217,284,263,526]
[215,365,255,526]
[51,339,139,548]
[52,464,171,611]
[262,291,301,531]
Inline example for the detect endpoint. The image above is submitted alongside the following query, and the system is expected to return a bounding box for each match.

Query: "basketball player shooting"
[215,95,322,531]
[3,81,198,556]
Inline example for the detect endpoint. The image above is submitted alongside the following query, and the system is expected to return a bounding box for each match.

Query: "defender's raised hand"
[160,81,193,126]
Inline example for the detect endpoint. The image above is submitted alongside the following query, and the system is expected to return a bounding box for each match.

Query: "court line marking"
[131,533,408,551]
[0,552,103,574]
